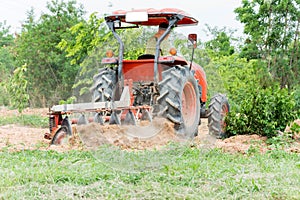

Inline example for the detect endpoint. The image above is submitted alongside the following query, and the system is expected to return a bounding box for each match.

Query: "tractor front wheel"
[207,93,230,138]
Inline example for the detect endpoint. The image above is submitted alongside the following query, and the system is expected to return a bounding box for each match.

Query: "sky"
[0,0,244,40]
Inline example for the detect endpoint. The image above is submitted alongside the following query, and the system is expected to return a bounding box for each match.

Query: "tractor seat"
[137,54,155,60]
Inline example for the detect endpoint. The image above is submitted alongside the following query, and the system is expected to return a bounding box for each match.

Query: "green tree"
[59,13,152,63]
[0,21,14,47]
[58,12,106,66]
[59,14,152,102]
[58,13,113,102]
[0,21,15,105]
[14,0,85,107]
[235,0,300,88]
[0,21,14,77]
[204,25,236,58]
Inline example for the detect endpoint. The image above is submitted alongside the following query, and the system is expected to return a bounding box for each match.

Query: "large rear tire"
[156,67,200,138]
[207,93,230,138]
[91,67,116,102]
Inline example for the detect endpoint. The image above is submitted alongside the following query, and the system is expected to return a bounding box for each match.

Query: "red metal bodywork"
[122,60,165,82]
[190,62,207,103]
[122,58,207,103]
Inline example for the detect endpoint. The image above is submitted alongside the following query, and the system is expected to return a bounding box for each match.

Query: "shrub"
[225,86,298,138]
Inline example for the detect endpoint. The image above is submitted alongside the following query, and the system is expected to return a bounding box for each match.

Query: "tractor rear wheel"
[92,67,116,102]
[207,93,230,138]
[156,67,200,138]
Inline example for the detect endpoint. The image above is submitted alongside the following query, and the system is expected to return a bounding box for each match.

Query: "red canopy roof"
[106,8,198,26]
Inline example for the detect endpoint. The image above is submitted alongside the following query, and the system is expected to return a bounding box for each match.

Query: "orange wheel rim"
[221,104,229,132]
[182,82,197,127]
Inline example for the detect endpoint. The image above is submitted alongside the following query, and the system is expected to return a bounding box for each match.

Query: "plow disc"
[49,107,164,147]
[51,126,69,145]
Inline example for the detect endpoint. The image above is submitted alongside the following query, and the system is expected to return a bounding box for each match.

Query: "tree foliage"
[235,0,300,88]
[58,13,152,64]
[204,25,236,58]
[14,0,85,107]
[59,15,152,102]
[0,21,14,47]
[58,12,106,65]
[0,21,14,78]
[204,55,263,105]
[0,21,15,105]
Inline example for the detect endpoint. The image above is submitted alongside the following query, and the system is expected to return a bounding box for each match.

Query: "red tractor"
[47,8,229,144]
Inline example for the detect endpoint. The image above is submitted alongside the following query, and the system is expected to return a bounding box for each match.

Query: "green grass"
[0,114,48,128]
[0,147,299,199]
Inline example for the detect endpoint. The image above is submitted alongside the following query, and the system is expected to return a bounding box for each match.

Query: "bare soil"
[0,107,299,153]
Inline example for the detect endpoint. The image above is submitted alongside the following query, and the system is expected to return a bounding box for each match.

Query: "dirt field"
[0,107,299,153]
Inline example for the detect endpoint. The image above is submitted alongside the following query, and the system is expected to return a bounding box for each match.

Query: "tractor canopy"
[103,8,201,85]
[105,8,198,27]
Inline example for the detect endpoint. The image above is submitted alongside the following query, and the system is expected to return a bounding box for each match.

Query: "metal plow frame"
[45,86,152,141]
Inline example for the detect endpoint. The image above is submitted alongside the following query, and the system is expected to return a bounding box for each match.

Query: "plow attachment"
[45,86,152,145]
